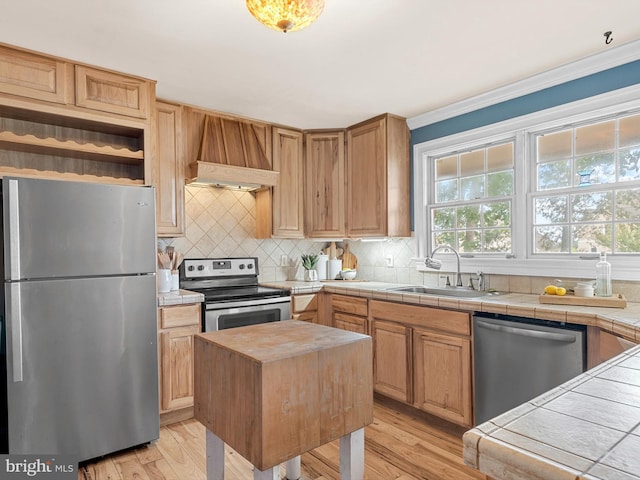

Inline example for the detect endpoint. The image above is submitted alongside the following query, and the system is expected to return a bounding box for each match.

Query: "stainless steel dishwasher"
[473,313,586,425]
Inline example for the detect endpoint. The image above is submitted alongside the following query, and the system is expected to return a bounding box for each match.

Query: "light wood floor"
[79,395,487,480]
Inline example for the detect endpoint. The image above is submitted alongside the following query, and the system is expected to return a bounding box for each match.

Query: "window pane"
[619,114,640,148]
[487,143,513,172]
[575,120,615,155]
[460,175,484,200]
[615,223,640,252]
[535,196,568,224]
[432,207,456,230]
[534,226,570,253]
[618,147,640,181]
[458,230,481,253]
[436,155,458,180]
[572,224,611,253]
[571,192,612,222]
[460,149,484,176]
[433,231,455,248]
[457,205,481,229]
[487,171,513,196]
[616,188,640,220]
[575,153,615,185]
[436,179,458,202]
[538,130,572,161]
[538,160,571,190]
[484,201,510,227]
[485,229,511,252]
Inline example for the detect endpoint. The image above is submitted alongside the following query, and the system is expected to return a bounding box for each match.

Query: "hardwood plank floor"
[79,395,487,480]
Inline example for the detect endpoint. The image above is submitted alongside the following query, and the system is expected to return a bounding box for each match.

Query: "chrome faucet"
[425,245,463,287]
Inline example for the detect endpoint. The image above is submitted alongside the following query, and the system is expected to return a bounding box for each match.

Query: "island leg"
[339,428,365,480]
[285,456,301,480]
[206,429,225,480]
[253,466,279,480]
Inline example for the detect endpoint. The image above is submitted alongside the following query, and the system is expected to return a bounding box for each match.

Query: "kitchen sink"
[384,285,503,298]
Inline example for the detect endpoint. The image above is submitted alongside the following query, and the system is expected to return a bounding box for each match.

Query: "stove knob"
[187,265,195,272]
[247,263,254,269]
[239,264,245,270]
[197,265,205,271]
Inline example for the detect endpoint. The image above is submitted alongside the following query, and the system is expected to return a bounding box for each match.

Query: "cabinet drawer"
[159,304,201,329]
[334,312,367,334]
[370,300,470,336]
[292,293,317,313]
[75,65,152,119]
[332,294,368,316]
[293,311,317,323]
[0,45,70,104]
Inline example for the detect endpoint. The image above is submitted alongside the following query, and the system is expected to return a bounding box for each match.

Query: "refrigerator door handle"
[7,282,24,382]
[7,178,22,280]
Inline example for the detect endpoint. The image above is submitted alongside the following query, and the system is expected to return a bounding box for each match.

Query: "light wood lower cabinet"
[369,299,473,427]
[292,293,318,323]
[413,328,472,426]
[371,320,412,403]
[158,303,201,422]
[331,294,367,334]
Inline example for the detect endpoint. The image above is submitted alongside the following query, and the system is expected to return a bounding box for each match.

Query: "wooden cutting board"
[538,293,627,308]
[341,244,358,270]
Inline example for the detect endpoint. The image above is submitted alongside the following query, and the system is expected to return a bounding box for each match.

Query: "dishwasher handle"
[475,320,577,343]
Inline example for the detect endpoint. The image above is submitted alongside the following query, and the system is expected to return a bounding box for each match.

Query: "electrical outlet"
[385,255,394,267]
[280,255,288,267]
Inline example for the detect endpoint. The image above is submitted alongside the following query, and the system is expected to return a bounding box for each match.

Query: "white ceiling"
[2,0,640,129]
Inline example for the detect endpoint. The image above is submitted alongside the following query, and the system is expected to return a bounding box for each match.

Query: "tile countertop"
[265,280,640,480]
[157,289,204,306]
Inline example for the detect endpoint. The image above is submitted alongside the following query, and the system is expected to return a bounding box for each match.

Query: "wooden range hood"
[188,115,279,190]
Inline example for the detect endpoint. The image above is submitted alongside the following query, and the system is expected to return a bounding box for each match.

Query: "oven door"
[204,296,291,332]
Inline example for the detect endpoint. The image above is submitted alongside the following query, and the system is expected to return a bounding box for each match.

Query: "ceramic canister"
[328,259,342,280]
[316,253,328,280]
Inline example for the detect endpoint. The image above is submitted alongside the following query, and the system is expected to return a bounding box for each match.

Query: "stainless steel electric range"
[178,257,291,331]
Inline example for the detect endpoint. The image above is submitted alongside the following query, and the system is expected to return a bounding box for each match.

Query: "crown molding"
[407,39,640,131]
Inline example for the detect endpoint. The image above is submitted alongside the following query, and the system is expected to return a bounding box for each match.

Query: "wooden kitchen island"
[194,320,373,480]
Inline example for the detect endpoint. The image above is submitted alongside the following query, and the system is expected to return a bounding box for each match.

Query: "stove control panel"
[182,257,258,279]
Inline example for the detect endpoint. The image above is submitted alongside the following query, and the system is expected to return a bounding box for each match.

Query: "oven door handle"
[205,296,290,310]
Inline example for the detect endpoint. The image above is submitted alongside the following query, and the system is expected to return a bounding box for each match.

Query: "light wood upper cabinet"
[304,130,345,238]
[346,114,410,237]
[413,328,472,426]
[272,127,304,238]
[0,44,71,104]
[154,100,185,236]
[75,65,152,120]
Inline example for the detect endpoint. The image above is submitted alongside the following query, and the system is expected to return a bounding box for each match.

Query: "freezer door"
[5,275,159,461]
[2,177,156,280]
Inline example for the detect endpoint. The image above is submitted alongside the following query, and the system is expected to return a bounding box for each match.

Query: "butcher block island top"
[193,320,373,474]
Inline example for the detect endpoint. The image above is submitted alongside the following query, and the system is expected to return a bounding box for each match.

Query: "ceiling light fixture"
[246,0,325,33]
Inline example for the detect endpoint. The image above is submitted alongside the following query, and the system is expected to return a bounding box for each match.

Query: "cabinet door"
[272,127,304,238]
[75,65,152,119]
[160,325,200,412]
[347,118,387,236]
[0,45,70,104]
[154,101,185,236]
[334,312,367,334]
[372,320,412,403]
[304,131,345,237]
[413,328,472,426]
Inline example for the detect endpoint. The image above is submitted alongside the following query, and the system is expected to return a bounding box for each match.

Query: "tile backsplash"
[162,185,640,301]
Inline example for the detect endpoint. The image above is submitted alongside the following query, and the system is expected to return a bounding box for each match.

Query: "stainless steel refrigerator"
[0,176,159,462]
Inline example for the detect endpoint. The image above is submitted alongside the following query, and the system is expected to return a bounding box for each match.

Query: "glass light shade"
[246,0,325,33]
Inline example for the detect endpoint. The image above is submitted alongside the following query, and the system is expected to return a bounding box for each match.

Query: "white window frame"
[413,84,640,280]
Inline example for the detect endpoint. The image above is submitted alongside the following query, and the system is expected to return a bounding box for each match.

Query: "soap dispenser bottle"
[595,252,612,297]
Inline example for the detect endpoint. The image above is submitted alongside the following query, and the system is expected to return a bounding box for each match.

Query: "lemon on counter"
[544,285,558,295]
[556,287,567,296]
